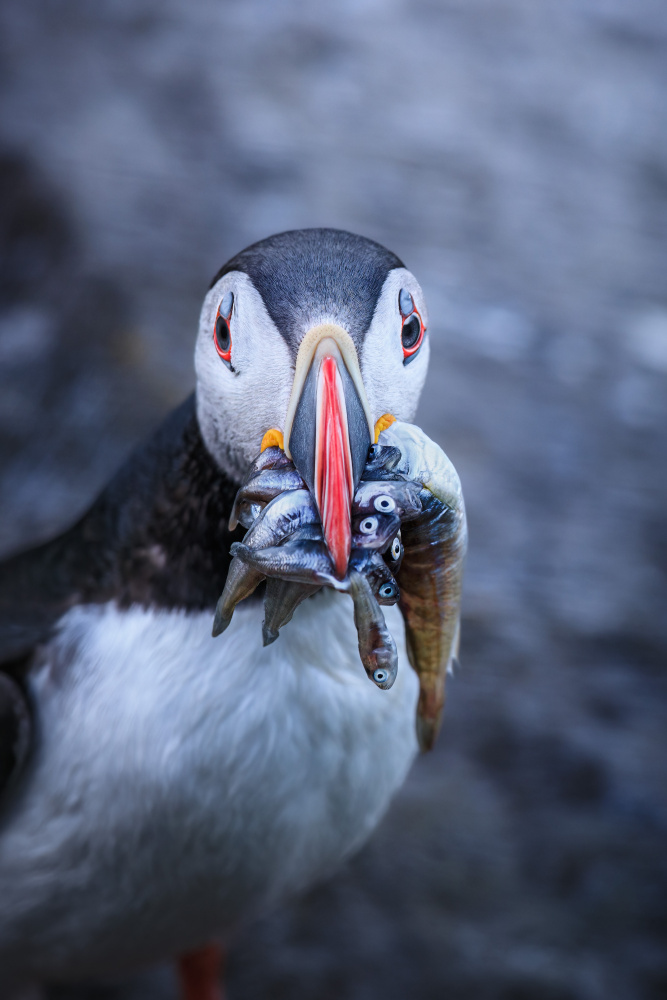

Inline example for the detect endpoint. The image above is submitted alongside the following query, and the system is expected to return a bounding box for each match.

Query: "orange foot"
[178,943,225,1000]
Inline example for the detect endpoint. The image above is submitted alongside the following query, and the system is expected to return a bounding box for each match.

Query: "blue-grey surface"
[0,1,666,998]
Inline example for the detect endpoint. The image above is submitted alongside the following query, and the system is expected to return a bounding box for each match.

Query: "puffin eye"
[374,495,395,513]
[359,516,378,535]
[213,292,234,365]
[399,288,425,365]
[401,315,425,365]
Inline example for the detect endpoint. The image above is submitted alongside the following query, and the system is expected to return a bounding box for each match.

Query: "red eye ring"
[213,293,233,363]
[401,306,425,363]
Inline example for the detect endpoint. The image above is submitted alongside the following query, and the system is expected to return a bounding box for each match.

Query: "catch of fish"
[213,421,467,750]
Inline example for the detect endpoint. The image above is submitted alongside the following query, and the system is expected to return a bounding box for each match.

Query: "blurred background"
[1,1,666,997]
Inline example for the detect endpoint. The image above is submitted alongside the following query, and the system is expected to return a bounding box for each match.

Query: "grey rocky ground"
[0,1,666,998]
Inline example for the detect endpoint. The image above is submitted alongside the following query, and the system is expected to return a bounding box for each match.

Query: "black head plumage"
[209,228,404,351]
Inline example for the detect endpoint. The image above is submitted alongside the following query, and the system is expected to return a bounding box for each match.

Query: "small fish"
[262,577,320,646]
[351,511,401,551]
[241,489,319,550]
[350,548,400,605]
[377,422,467,753]
[230,467,306,530]
[228,446,295,529]
[362,444,402,476]
[397,488,466,750]
[231,538,341,589]
[347,570,398,690]
[214,491,321,636]
[261,525,323,645]
[217,425,465,726]
[243,446,294,478]
[283,522,323,543]
[353,480,422,522]
[212,556,264,637]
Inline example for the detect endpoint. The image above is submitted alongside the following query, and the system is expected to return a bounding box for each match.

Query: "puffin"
[0,228,464,999]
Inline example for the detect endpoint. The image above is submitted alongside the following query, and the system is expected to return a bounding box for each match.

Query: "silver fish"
[261,525,323,645]
[231,538,340,589]
[349,548,400,605]
[214,490,320,634]
[347,570,398,690]
[352,480,422,522]
[352,510,401,552]
[262,577,321,646]
[283,522,323,543]
[212,556,264,637]
[241,445,293,479]
[230,467,306,530]
[228,445,295,529]
[361,444,402,477]
[241,489,319,550]
[259,516,401,644]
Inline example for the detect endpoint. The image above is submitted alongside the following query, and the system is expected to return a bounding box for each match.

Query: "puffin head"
[195,228,430,577]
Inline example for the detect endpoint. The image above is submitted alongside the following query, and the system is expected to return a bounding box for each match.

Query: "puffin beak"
[283,324,374,578]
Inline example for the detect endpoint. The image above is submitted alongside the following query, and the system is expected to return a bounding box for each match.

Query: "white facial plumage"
[195,271,294,482]
[361,267,430,425]
[195,266,430,481]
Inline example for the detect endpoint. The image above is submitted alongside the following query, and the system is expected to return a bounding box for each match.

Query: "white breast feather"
[0,589,418,985]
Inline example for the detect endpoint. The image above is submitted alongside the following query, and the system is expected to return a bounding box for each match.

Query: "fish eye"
[390,536,402,561]
[373,668,388,684]
[379,582,396,599]
[214,291,234,366]
[374,495,396,513]
[359,516,378,534]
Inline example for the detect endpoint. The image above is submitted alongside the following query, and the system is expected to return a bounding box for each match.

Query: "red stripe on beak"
[315,355,354,578]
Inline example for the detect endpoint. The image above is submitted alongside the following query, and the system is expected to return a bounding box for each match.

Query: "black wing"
[0,673,31,799]
[0,393,242,797]
[0,529,94,668]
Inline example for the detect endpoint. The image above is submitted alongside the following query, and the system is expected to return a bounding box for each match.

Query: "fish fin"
[211,598,232,637]
[262,626,279,646]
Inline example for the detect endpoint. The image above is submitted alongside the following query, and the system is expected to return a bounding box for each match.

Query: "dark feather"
[0,672,31,803]
[0,393,243,673]
[210,228,404,353]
